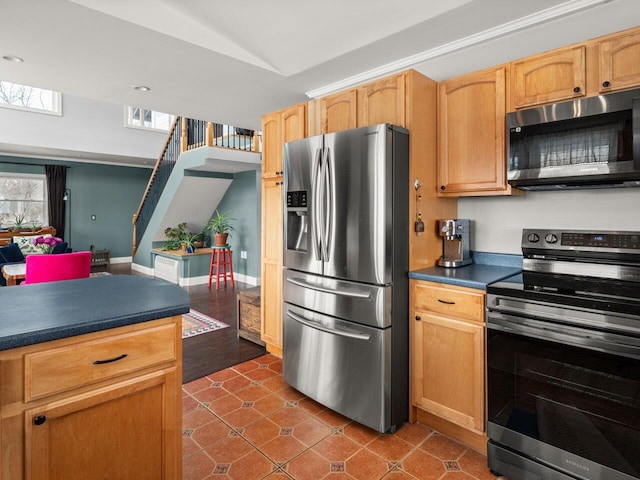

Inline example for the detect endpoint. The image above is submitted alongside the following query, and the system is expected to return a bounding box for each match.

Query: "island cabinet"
[260,102,307,356]
[410,279,487,453]
[437,65,517,197]
[0,315,182,480]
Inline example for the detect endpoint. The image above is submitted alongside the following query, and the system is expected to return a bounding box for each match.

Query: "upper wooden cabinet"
[596,27,640,93]
[511,45,586,109]
[510,26,640,109]
[320,89,358,134]
[310,72,409,135]
[438,66,514,196]
[357,74,407,127]
[261,103,306,178]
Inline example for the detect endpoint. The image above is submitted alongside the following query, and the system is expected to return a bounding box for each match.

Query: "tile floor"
[182,354,500,480]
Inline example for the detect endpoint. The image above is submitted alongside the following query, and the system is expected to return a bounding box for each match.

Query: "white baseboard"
[110,256,132,264]
[131,262,154,276]
[179,273,259,287]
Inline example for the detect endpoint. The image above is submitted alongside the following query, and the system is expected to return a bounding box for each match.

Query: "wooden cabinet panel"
[413,281,484,322]
[261,111,282,178]
[0,317,182,480]
[320,89,357,133]
[260,103,305,356]
[512,45,586,108]
[437,66,510,196]
[357,74,406,127]
[412,311,485,432]
[282,103,307,144]
[25,370,178,480]
[597,28,640,93]
[25,323,177,401]
[260,179,284,355]
[410,279,486,447]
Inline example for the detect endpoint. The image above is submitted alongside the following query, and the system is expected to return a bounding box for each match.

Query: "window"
[125,107,175,132]
[0,173,48,228]
[0,80,62,115]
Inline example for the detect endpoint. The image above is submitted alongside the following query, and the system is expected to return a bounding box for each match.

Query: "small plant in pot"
[163,222,188,251]
[205,210,235,247]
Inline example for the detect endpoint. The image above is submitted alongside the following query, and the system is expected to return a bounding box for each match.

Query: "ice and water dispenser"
[286,190,308,252]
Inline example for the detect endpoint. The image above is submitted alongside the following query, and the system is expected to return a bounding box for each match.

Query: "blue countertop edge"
[409,252,522,290]
[0,275,190,351]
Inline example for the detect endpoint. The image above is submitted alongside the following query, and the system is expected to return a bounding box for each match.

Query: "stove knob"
[527,233,540,243]
[545,233,558,244]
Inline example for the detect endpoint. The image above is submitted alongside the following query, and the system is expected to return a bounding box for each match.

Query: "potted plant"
[163,222,188,251]
[205,210,235,246]
[192,229,206,249]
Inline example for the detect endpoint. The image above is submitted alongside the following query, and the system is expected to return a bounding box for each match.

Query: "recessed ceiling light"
[133,85,150,92]
[3,55,24,63]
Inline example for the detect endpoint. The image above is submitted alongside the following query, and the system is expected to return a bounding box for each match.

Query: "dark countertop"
[0,275,190,351]
[409,252,522,290]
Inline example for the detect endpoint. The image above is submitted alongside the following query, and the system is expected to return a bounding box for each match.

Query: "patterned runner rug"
[182,309,229,338]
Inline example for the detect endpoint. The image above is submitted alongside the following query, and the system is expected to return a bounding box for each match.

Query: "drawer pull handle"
[437,299,455,305]
[34,415,47,426]
[93,353,128,365]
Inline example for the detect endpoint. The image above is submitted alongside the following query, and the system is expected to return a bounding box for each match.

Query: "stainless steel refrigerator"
[282,123,409,433]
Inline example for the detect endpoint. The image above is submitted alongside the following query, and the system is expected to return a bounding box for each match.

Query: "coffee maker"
[437,219,472,268]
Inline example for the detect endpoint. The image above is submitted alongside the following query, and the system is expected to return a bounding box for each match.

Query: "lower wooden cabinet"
[0,316,182,480]
[410,280,487,452]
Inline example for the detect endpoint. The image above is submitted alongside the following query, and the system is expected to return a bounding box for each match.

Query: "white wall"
[459,188,640,254]
[0,94,166,162]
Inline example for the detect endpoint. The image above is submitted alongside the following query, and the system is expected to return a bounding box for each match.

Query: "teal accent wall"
[0,156,150,258]
[214,170,261,279]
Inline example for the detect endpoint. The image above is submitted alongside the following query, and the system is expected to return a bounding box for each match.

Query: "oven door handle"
[488,313,640,359]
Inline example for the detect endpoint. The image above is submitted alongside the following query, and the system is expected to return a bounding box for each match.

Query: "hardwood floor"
[109,263,267,383]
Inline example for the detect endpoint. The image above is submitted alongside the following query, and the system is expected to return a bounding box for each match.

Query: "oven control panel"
[522,229,640,252]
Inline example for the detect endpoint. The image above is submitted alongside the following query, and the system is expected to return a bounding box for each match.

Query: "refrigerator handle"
[286,309,371,341]
[286,276,372,299]
[311,148,323,261]
[321,147,332,262]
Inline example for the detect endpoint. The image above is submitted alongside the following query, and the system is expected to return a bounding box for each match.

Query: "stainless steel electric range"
[486,229,640,480]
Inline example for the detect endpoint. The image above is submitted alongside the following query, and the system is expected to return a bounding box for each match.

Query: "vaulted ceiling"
[1,0,639,132]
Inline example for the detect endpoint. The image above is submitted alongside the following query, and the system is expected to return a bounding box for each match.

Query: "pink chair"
[23,251,92,284]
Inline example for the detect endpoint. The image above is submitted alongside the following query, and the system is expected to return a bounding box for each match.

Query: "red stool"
[208,246,234,289]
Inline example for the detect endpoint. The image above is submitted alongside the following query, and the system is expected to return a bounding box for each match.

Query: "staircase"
[132,118,260,258]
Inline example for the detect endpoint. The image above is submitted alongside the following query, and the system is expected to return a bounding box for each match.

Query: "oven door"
[487,309,640,480]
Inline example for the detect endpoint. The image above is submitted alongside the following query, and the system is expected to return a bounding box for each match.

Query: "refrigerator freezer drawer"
[283,270,392,328]
[282,302,394,433]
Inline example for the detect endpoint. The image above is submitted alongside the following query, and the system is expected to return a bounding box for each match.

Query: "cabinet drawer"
[413,282,484,322]
[25,323,178,401]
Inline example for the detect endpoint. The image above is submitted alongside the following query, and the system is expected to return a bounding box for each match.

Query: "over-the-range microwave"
[507,87,640,190]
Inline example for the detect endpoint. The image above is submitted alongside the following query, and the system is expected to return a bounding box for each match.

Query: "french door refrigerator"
[282,123,409,433]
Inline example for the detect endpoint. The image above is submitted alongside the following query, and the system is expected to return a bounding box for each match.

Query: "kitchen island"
[0,274,189,480]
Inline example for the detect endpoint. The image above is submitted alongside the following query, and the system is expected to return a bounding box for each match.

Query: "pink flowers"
[33,236,63,254]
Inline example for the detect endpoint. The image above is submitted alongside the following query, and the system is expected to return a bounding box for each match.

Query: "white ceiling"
[1,0,639,143]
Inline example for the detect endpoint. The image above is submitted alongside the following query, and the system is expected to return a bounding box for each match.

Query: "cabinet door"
[437,66,508,195]
[282,103,307,144]
[357,74,406,127]
[598,28,640,93]
[412,311,485,432]
[261,111,282,178]
[25,369,180,480]
[261,179,284,355]
[320,89,357,133]
[512,45,586,108]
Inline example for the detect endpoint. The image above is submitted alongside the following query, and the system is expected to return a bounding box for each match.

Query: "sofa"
[0,241,70,286]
